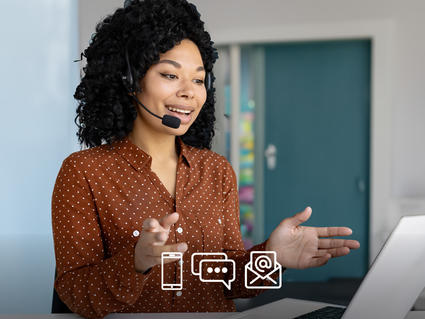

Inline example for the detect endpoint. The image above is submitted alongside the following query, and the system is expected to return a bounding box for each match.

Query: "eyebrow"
[157,59,205,72]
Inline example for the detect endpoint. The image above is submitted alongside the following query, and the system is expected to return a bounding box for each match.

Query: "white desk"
[3,299,425,319]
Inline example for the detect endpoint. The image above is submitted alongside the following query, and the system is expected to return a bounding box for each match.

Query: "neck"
[128,120,177,163]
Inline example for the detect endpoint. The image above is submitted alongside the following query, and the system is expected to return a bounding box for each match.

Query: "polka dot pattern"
[52,137,272,319]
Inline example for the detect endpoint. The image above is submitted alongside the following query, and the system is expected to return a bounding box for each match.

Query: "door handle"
[265,144,277,170]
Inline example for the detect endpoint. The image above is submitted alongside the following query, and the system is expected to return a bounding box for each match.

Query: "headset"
[122,44,212,129]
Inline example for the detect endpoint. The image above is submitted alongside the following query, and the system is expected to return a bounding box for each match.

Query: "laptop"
[229,215,425,319]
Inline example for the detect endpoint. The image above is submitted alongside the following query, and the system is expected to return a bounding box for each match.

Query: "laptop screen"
[342,215,425,319]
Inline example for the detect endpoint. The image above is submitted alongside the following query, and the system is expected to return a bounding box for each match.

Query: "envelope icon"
[244,251,282,289]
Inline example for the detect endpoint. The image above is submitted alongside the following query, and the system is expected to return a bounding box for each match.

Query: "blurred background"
[1,0,424,314]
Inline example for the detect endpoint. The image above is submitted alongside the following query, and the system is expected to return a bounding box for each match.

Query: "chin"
[164,124,191,137]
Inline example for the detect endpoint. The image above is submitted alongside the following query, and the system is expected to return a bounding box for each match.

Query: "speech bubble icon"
[191,252,227,276]
[199,259,236,290]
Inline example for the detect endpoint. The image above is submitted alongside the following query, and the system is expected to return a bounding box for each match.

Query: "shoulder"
[186,145,233,171]
[184,145,237,185]
[60,143,115,172]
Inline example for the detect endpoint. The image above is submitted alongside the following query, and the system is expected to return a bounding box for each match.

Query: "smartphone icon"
[161,252,183,290]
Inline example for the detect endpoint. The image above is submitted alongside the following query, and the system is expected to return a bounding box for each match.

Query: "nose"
[176,79,195,99]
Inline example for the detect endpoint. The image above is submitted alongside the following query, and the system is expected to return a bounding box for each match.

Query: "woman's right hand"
[134,212,188,273]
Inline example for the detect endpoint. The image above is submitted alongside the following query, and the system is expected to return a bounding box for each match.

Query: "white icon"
[245,251,282,289]
[191,252,236,290]
[161,252,183,290]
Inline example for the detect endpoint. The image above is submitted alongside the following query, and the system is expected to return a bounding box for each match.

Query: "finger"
[316,226,353,237]
[319,238,360,249]
[318,238,348,249]
[142,218,161,232]
[313,250,330,258]
[325,247,351,258]
[309,254,331,268]
[347,240,360,249]
[159,212,180,230]
[146,242,188,257]
[140,226,170,246]
[153,231,169,244]
[140,230,166,246]
[285,206,312,227]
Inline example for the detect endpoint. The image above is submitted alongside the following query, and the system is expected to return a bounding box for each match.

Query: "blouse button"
[176,291,182,297]
[218,218,222,225]
[133,230,140,237]
[176,227,183,234]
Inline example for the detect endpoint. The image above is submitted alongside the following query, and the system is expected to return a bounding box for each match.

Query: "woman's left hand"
[265,206,361,269]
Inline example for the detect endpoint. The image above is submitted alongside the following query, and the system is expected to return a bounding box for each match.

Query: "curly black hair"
[74,0,218,149]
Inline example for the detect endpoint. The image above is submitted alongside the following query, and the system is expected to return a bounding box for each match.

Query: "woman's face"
[135,39,207,136]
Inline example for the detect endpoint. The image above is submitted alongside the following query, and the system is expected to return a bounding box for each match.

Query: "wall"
[0,0,79,314]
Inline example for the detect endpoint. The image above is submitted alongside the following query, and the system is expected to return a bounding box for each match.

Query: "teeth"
[168,107,190,114]
[167,106,191,114]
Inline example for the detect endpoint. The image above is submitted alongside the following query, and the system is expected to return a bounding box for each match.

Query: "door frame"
[213,20,394,264]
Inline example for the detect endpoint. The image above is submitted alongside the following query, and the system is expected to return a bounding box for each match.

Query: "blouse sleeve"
[220,159,283,299]
[52,155,149,319]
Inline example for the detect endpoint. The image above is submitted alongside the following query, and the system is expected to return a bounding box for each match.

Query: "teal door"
[263,40,370,281]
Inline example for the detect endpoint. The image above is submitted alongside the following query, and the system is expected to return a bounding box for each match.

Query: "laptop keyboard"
[293,306,346,319]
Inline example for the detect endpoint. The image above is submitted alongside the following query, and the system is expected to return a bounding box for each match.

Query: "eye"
[160,73,177,80]
[194,79,204,85]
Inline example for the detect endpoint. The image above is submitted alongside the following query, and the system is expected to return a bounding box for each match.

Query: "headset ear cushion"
[205,72,212,91]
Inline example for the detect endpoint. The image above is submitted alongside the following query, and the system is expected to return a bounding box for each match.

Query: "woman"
[52,0,360,318]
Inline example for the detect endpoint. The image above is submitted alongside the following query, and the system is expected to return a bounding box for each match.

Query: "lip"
[165,104,195,112]
[164,105,194,125]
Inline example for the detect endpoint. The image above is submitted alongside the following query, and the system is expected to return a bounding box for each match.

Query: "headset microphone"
[130,94,181,129]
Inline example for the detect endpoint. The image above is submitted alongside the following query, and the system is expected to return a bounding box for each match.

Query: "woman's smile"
[164,104,195,124]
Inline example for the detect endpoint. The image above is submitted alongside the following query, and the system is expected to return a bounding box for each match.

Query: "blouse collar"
[110,136,193,172]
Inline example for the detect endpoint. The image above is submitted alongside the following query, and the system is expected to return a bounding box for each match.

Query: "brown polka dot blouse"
[52,137,274,319]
